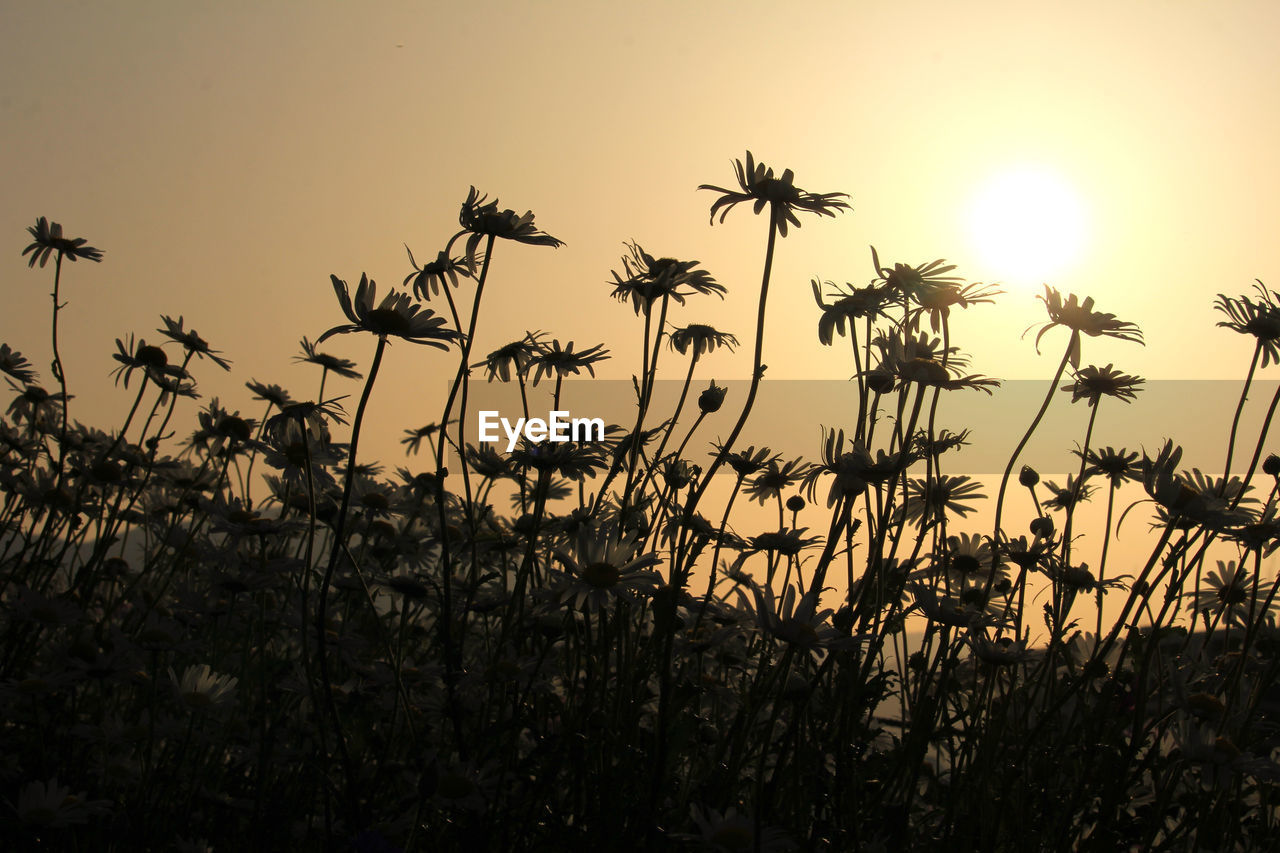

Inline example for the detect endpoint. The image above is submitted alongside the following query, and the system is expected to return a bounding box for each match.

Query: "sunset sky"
[5,1,1280,472]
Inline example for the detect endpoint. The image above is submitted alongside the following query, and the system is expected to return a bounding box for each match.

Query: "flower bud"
[1030,516,1054,538]
[786,495,806,513]
[1265,454,1280,477]
[698,380,726,414]
[1019,465,1040,487]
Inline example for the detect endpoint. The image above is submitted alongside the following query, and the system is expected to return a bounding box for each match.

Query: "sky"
[5,0,1280,476]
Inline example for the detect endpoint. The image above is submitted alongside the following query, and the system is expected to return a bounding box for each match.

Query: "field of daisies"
[4,154,1280,851]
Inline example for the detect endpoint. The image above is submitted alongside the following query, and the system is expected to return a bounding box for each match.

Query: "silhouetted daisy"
[699,151,850,236]
[22,217,103,267]
[320,274,460,349]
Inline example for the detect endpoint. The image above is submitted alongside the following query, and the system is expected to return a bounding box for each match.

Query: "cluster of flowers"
[3,160,1280,850]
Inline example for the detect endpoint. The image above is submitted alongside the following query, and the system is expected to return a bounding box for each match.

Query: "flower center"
[583,561,621,589]
[365,308,411,336]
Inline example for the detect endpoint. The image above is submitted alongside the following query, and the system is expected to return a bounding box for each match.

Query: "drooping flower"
[0,343,37,385]
[811,278,891,346]
[403,245,474,300]
[699,151,850,237]
[22,217,104,267]
[457,187,564,261]
[668,323,738,357]
[1027,287,1144,368]
[1215,281,1280,366]
[319,274,460,348]
[157,315,232,371]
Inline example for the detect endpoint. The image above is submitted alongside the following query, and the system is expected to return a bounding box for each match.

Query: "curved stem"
[316,333,388,826]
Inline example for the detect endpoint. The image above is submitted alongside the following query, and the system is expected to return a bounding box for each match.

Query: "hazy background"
[5,0,1280,492]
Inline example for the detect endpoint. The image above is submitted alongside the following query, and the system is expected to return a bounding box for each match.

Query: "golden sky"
[5,1,1280,469]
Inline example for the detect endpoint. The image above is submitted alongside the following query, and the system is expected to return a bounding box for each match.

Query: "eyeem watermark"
[478,411,605,452]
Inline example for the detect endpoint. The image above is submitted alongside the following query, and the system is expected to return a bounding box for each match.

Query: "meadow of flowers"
[3,154,1280,851]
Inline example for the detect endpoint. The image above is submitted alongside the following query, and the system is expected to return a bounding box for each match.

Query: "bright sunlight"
[967,166,1089,286]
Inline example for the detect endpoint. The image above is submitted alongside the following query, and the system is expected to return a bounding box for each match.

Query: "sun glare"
[967,166,1089,287]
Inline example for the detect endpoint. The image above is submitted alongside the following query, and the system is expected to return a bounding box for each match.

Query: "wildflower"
[713,442,780,479]
[295,336,363,379]
[404,245,473,300]
[169,664,238,709]
[803,428,907,507]
[1215,281,1280,366]
[0,343,37,385]
[1062,364,1144,406]
[510,438,607,481]
[999,534,1053,571]
[22,216,104,267]
[319,274,460,348]
[1027,287,1144,368]
[6,381,68,432]
[474,332,543,382]
[870,330,998,394]
[401,420,454,455]
[465,443,513,478]
[526,337,609,386]
[736,577,861,653]
[110,334,190,388]
[1141,441,1250,531]
[969,632,1033,667]
[910,582,1005,630]
[1078,446,1140,487]
[609,242,725,314]
[747,528,821,557]
[1042,475,1094,512]
[457,186,564,261]
[910,278,1002,333]
[669,323,738,357]
[743,456,811,505]
[900,475,986,523]
[12,778,111,827]
[157,315,231,370]
[1189,561,1263,627]
[244,379,292,409]
[698,380,727,413]
[811,279,890,345]
[700,151,850,236]
[552,525,662,611]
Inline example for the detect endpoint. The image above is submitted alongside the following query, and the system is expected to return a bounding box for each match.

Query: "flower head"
[22,216,103,267]
[526,337,609,386]
[295,337,363,380]
[0,343,38,385]
[157,315,231,370]
[609,241,725,314]
[1027,287,1143,368]
[457,187,563,261]
[699,151,850,237]
[320,274,460,348]
[1215,281,1280,366]
[1062,364,1144,406]
[473,332,544,383]
[169,663,238,709]
[403,245,474,300]
[811,278,891,345]
[668,323,738,358]
[553,524,661,611]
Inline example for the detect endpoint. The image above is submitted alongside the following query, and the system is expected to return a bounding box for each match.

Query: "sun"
[966,166,1089,286]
